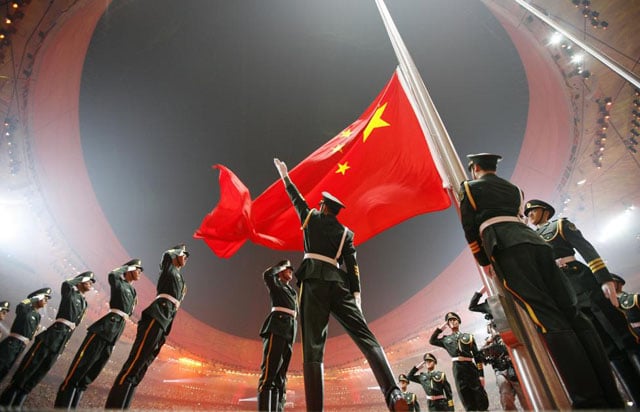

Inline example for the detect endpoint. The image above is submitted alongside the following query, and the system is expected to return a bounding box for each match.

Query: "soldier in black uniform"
[398,374,420,411]
[407,353,453,411]
[460,153,623,408]
[258,259,297,412]
[274,158,407,412]
[0,288,51,384]
[0,273,94,407]
[0,301,9,339]
[611,274,640,335]
[55,259,142,409]
[105,245,188,409]
[429,312,487,411]
[525,199,640,405]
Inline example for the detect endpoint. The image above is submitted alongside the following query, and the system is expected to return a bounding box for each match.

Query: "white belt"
[271,306,297,318]
[156,293,180,308]
[109,308,129,320]
[452,356,473,362]
[427,395,446,401]
[556,256,576,268]
[55,318,76,330]
[303,253,339,267]
[479,216,522,235]
[9,333,30,344]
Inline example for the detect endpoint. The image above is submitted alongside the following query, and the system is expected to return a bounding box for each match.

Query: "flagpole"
[373,0,571,409]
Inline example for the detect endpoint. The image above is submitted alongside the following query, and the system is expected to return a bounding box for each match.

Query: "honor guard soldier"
[258,260,297,412]
[1,273,94,407]
[460,153,623,408]
[55,259,142,409]
[525,199,640,405]
[0,288,51,383]
[105,245,188,410]
[468,287,524,411]
[0,301,9,339]
[611,274,640,335]
[429,312,487,411]
[398,374,420,411]
[407,353,453,411]
[274,158,408,411]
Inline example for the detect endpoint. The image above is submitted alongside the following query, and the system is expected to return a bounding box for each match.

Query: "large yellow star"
[363,103,390,143]
[335,162,350,175]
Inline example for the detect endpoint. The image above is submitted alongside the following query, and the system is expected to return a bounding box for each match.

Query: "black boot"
[574,327,626,408]
[543,330,615,409]
[54,387,77,409]
[277,388,285,412]
[610,357,640,406]
[71,389,85,409]
[0,384,23,407]
[270,388,279,412]
[303,362,323,412]
[14,391,27,408]
[105,382,136,410]
[363,347,408,411]
[257,389,272,411]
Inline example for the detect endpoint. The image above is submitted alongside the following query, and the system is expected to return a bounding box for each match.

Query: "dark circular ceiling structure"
[78,0,528,339]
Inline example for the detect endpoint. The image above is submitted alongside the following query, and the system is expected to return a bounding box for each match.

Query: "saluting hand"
[274,158,288,180]
[601,280,619,308]
[354,291,362,312]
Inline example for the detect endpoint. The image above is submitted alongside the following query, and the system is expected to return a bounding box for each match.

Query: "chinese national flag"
[195,69,451,258]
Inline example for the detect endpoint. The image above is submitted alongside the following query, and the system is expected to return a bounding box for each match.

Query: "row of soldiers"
[399,270,640,412]
[0,243,189,409]
[261,154,640,412]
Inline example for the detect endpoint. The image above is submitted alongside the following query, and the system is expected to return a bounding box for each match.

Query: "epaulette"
[432,371,444,382]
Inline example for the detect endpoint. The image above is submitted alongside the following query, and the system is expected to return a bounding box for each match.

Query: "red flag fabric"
[195,69,451,258]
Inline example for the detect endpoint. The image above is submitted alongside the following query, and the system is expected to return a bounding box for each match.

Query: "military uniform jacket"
[429,328,484,377]
[535,218,613,285]
[459,174,547,266]
[88,270,137,344]
[57,278,89,328]
[142,263,186,333]
[9,300,41,340]
[401,390,420,411]
[619,291,640,325]
[259,267,297,343]
[408,366,453,400]
[35,278,89,352]
[284,179,360,293]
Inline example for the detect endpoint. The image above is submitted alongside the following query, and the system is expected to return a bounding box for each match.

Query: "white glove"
[353,291,362,312]
[601,281,619,308]
[274,158,288,180]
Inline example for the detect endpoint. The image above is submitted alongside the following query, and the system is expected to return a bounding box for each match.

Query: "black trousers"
[3,324,70,394]
[56,332,114,406]
[0,337,26,383]
[105,315,167,409]
[258,333,292,395]
[451,361,488,411]
[299,278,380,362]
[493,244,623,408]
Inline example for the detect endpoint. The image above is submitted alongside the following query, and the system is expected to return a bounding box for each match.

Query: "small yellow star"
[363,103,390,143]
[335,162,351,175]
[332,143,345,153]
[341,128,353,138]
